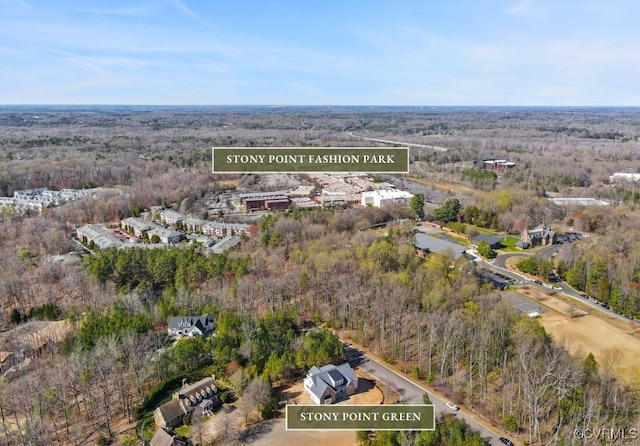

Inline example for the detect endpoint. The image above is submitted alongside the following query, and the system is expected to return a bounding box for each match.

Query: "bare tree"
[190,408,207,446]
[213,410,240,446]
[238,378,272,426]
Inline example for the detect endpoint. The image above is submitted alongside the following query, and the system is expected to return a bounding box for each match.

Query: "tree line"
[71,208,640,445]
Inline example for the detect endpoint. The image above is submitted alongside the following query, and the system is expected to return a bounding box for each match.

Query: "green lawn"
[472,226,495,235]
[140,415,157,442]
[499,236,521,252]
[175,425,190,437]
[467,225,520,248]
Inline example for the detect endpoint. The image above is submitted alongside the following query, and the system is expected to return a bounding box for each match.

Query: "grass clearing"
[499,236,521,252]
[540,311,640,382]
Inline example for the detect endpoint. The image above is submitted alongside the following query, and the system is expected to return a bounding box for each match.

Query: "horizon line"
[1,104,639,109]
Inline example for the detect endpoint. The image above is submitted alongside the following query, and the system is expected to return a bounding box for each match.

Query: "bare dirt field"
[510,286,640,381]
[517,287,589,318]
[540,311,640,382]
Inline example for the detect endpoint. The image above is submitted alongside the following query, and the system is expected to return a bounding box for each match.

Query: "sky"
[1,0,639,106]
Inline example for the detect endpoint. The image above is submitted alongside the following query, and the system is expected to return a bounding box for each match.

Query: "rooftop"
[549,197,610,206]
[413,232,466,260]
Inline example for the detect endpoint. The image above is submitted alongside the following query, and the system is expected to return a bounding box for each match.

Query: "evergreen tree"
[433,198,461,223]
[410,193,426,220]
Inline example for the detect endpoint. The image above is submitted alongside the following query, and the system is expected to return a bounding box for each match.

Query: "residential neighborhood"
[2,106,640,446]
[73,173,416,255]
[0,187,88,214]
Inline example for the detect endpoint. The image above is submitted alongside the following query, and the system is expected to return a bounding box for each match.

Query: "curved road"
[346,343,510,446]
[488,245,636,323]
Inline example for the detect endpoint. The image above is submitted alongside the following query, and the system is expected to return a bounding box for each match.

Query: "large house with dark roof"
[168,314,215,338]
[520,226,557,248]
[303,363,358,405]
[472,234,504,250]
[154,376,220,428]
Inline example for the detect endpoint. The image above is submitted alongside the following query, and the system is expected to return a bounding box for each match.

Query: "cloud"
[168,0,213,27]
[76,4,161,18]
[0,0,30,14]
[506,0,556,17]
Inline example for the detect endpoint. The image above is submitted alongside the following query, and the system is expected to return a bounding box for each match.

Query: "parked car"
[446,402,459,411]
[499,437,515,446]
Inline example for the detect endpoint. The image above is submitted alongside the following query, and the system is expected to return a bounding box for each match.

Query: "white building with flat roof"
[549,198,610,206]
[361,189,414,207]
[610,173,640,182]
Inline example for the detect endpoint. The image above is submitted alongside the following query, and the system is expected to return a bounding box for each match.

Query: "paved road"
[346,344,509,446]
[492,252,527,269]
[348,132,449,151]
[471,251,529,286]
[489,247,636,324]
[534,244,561,261]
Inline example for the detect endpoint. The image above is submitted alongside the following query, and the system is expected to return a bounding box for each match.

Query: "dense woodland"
[1,106,640,445]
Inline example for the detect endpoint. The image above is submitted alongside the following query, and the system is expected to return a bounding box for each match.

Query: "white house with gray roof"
[303,363,358,405]
[168,314,216,338]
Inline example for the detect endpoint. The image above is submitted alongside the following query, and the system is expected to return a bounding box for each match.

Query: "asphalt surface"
[501,291,547,316]
[346,343,510,446]
[481,244,638,324]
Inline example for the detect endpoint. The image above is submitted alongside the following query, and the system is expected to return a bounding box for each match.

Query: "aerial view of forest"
[0,106,639,445]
